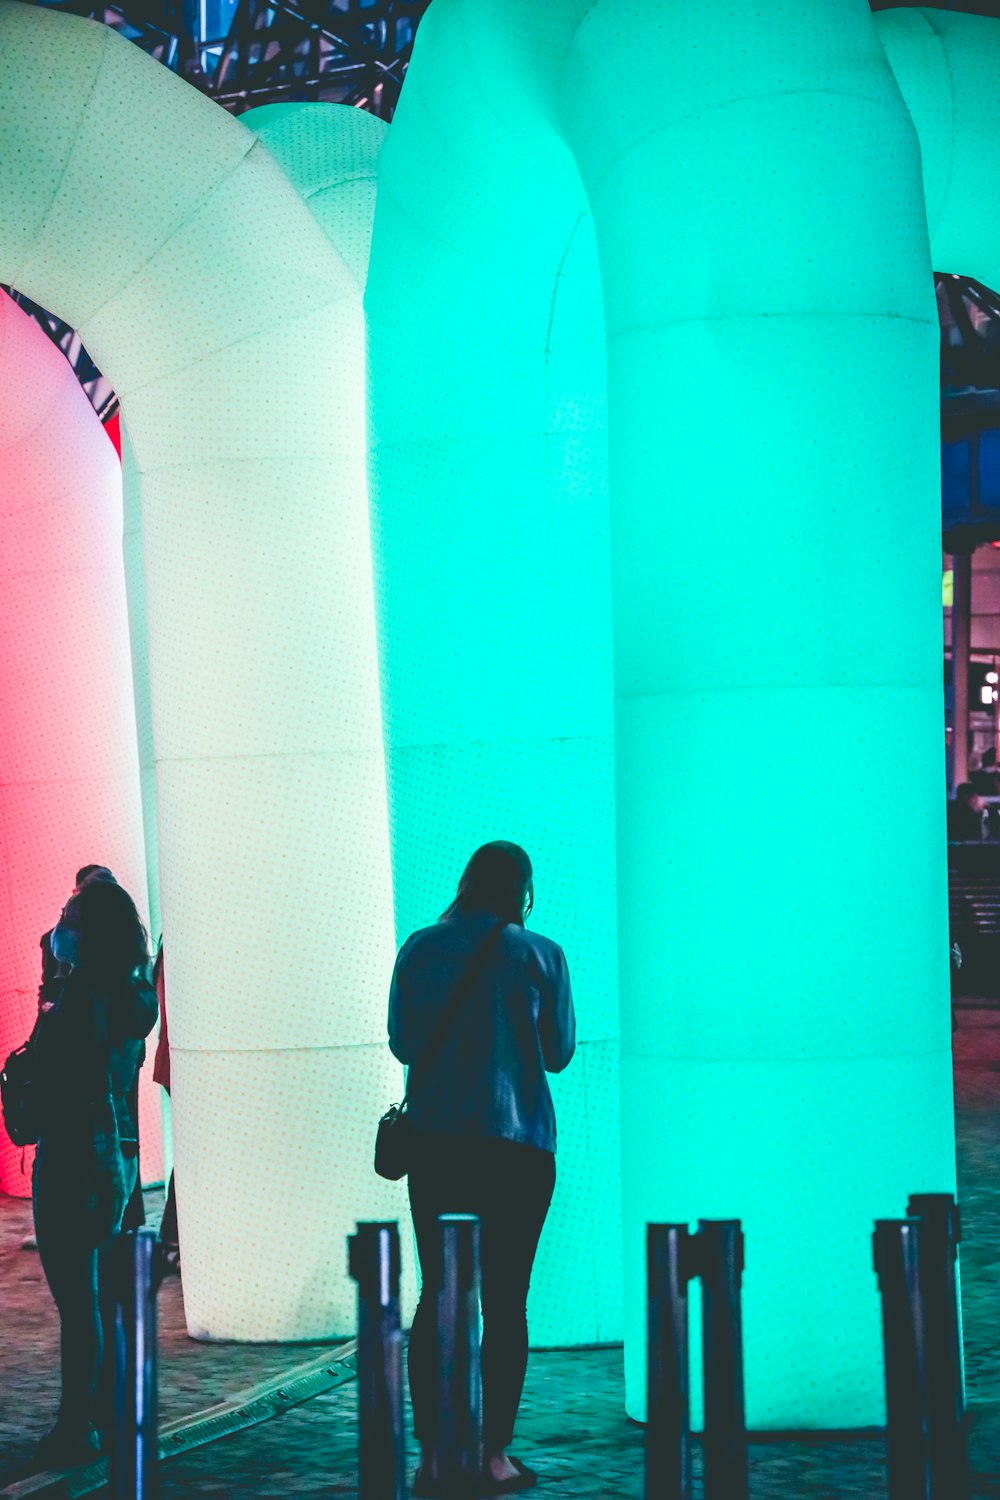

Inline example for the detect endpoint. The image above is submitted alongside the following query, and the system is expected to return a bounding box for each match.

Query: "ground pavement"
[2,1003,1000,1497]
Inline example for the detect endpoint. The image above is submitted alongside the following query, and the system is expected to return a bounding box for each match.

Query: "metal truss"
[1,285,119,421]
[939,275,1000,439]
[35,0,432,118]
[205,0,431,117]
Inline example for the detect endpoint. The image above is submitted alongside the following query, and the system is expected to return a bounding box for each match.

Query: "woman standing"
[388,842,575,1497]
[32,878,158,1466]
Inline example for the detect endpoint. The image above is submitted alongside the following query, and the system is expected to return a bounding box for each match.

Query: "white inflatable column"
[0,6,400,1337]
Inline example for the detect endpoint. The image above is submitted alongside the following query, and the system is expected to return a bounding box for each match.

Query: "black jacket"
[33,966,158,1238]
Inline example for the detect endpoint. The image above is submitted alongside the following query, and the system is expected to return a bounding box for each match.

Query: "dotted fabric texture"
[367,0,971,1426]
[120,425,161,945]
[874,9,1000,288]
[0,6,397,1339]
[0,290,159,1195]
[243,104,388,289]
[567,0,953,1428]
[172,1045,414,1340]
[366,0,621,1352]
[0,0,992,1412]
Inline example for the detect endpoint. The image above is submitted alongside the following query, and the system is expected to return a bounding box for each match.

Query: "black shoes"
[412,1458,538,1497]
[33,1419,101,1471]
[480,1457,538,1495]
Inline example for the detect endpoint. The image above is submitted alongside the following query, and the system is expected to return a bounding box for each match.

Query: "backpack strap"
[401,920,505,1110]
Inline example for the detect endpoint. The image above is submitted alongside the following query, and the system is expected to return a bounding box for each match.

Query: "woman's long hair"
[67,878,150,980]
[441,841,533,926]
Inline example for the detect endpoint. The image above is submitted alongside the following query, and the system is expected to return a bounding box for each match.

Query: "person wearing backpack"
[30,878,158,1467]
[21,864,149,1253]
[388,842,575,1497]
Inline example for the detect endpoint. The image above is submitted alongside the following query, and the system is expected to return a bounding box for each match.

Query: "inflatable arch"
[3,0,1000,1428]
[366,1,1000,1425]
[0,5,403,1339]
[0,287,158,1193]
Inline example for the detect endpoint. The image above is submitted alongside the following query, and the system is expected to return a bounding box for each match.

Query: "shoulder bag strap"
[401,919,505,1110]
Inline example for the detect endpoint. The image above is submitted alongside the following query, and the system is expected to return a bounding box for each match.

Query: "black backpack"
[1,1027,39,1149]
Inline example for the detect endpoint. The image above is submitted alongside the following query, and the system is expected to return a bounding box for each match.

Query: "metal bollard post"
[646,1224,693,1500]
[873,1219,931,1500]
[434,1214,482,1498]
[906,1194,969,1499]
[110,1228,159,1500]
[698,1220,748,1500]
[348,1221,407,1500]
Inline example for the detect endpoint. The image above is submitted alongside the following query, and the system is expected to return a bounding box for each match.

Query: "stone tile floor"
[2,1003,1000,1497]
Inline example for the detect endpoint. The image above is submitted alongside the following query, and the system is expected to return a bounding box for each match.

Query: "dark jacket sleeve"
[38,930,61,1010]
[539,944,576,1073]
[116,968,160,1041]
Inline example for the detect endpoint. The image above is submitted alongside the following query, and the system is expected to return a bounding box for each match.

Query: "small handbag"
[1,1024,40,1150]
[375,920,504,1180]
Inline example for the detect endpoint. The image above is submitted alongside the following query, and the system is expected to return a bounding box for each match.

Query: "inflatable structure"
[367,1,1000,1426]
[0,288,158,1191]
[2,0,1000,1427]
[0,4,403,1340]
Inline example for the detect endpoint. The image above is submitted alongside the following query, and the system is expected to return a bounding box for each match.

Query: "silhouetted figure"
[36,866,147,1239]
[31,879,157,1468]
[948,784,986,842]
[970,746,1000,796]
[37,865,115,1011]
[389,841,575,1496]
[970,751,1000,837]
[24,867,144,1255]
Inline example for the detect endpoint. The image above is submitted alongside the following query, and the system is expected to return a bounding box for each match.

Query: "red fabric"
[104,410,121,458]
[152,949,170,1092]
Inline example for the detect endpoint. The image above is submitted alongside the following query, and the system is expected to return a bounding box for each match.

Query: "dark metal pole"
[906,1194,969,1498]
[874,1219,931,1500]
[348,1221,406,1500]
[698,1220,747,1500]
[434,1214,481,1498]
[110,1228,159,1500]
[646,1224,692,1500]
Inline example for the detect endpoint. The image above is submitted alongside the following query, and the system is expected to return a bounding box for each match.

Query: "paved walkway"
[2,1005,1000,1497]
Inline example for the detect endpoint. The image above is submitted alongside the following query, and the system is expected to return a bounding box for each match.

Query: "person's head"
[73,864,116,893]
[58,879,149,979]
[957,783,983,810]
[442,841,534,926]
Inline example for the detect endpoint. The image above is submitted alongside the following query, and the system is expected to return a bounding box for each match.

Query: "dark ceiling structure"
[36,0,432,116]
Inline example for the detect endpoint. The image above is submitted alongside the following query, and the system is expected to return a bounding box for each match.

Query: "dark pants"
[121,1171,146,1232]
[407,1132,555,1454]
[120,1081,145,1231]
[158,1169,178,1246]
[33,1155,138,1432]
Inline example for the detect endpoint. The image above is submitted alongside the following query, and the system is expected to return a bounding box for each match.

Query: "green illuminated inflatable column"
[366,0,622,1344]
[560,0,952,1427]
[376,0,968,1425]
[874,9,1000,288]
